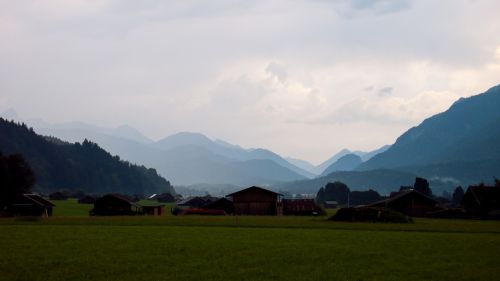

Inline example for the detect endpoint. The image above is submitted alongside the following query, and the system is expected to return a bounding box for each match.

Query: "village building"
[91,194,141,216]
[226,186,283,215]
[365,189,437,217]
[202,197,234,214]
[461,185,500,219]
[283,199,322,216]
[323,201,338,209]
[5,194,55,217]
[141,204,166,216]
[177,195,217,209]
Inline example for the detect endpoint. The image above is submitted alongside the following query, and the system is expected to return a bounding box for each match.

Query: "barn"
[91,194,141,216]
[365,189,437,217]
[226,186,283,216]
[5,194,55,217]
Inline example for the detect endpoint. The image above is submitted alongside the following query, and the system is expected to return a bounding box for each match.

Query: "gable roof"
[366,189,436,207]
[97,194,141,208]
[463,185,500,208]
[226,186,283,197]
[23,194,55,207]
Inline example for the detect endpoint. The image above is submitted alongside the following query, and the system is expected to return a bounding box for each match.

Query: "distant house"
[177,195,217,209]
[91,194,141,216]
[365,189,437,217]
[202,197,234,215]
[5,194,55,217]
[226,186,283,216]
[283,199,322,216]
[461,185,500,219]
[78,195,96,204]
[155,192,176,203]
[141,204,166,216]
[324,201,338,209]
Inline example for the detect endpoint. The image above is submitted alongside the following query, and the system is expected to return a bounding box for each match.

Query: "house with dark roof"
[365,189,437,217]
[90,194,142,216]
[226,186,283,215]
[202,197,234,215]
[5,194,55,217]
[461,185,500,219]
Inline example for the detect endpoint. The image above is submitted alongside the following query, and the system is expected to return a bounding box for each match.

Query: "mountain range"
[279,84,500,195]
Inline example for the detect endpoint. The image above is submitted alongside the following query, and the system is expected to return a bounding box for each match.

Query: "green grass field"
[1,200,499,281]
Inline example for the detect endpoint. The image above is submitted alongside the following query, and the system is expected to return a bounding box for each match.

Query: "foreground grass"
[1,216,499,281]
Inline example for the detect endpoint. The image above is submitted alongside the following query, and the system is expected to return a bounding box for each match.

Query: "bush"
[329,207,412,223]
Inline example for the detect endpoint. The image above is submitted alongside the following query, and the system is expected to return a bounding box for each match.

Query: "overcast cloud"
[1,0,500,164]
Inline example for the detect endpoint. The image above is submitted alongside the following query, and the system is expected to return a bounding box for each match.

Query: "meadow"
[0,200,499,281]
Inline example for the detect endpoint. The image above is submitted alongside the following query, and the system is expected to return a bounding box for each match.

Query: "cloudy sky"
[1,0,500,164]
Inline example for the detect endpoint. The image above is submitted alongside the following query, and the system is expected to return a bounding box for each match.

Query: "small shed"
[283,199,322,216]
[6,194,55,217]
[461,185,500,219]
[91,194,141,216]
[365,189,437,217]
[226,186,283,216]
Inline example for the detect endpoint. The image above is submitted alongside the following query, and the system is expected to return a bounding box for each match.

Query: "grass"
[1,200,499,281]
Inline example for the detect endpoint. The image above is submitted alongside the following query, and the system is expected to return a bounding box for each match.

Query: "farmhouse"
[91,194,141,216]
[283,199,322,216]
[461,185,500,219]
[5,194,55,217]
[365,189,437,217]
[226,186,283,215]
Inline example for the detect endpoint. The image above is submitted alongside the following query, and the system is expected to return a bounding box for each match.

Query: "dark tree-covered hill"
[0,118,175,196]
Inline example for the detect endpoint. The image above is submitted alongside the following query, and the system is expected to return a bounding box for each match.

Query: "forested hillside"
[0,118,175,196]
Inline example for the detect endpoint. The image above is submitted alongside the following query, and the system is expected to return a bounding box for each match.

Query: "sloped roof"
[226,186,283,197]
[464,186,500,208]
[366,189,436,207]
[24,194,55,207]
[97,194,141,208]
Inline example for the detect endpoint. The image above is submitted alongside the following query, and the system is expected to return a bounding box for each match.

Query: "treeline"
[0,118,175,196]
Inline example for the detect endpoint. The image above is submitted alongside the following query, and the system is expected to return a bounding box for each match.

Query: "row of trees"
[0,153,35,209]
[316,181,382,206]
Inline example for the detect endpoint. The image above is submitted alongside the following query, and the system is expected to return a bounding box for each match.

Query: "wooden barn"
[366,189,437,217]
[461,185,500,219]
[91,194,141,216]
[5,194,55,217]
[283,199,322,216]
[226,186,283,216]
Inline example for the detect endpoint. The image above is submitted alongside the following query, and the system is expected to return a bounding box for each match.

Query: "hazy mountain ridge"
[320,153,363,176]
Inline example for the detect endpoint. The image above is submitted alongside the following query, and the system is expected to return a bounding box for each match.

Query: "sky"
[1,0,500,164]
